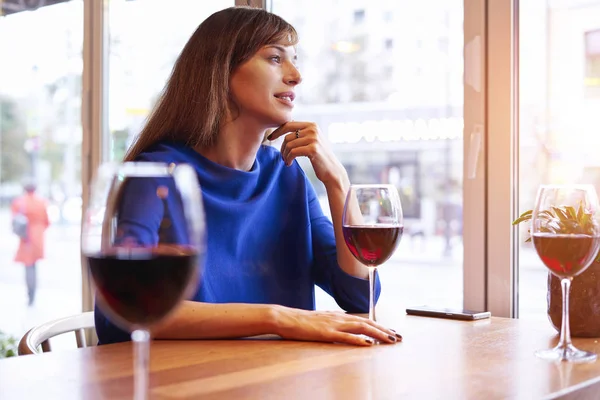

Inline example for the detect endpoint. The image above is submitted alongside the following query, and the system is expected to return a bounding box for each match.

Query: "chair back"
[18,311,95,355]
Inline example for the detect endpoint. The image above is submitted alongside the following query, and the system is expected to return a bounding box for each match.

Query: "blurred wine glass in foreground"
[82,162,205,399]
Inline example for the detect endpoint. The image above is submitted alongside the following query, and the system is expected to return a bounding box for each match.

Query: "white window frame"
[463,0,488,313]
[465,0,519,318]
[457,0,519,317]
[485,0,519,318]
[81,0,107,315]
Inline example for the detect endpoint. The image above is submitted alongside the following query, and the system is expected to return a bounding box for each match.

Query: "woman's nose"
[285,64,302,86]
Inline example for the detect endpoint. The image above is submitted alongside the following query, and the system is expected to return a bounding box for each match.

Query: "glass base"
[535,343,597,363]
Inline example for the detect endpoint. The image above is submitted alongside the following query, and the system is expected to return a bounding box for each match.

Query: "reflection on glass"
[271,0,464,310]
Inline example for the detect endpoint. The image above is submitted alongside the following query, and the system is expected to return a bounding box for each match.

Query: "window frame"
[463,0,488,313]
[81,0,108,344]
[485,0,519,318]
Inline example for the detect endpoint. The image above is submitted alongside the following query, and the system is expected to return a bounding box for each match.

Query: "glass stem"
[558,278,573,350]
[132,329,150,400]
[368,267,377,322]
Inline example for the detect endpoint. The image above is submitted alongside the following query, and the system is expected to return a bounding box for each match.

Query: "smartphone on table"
[406,306,491,321]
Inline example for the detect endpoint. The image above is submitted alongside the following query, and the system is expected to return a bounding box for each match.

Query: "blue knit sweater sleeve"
[304,173,382,313]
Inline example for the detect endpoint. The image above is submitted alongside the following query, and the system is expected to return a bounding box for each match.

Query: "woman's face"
[229,41,302,128]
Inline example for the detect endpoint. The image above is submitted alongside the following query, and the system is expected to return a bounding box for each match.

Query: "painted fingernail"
[365,338,374,345]
[390,330,402,340]
[388,334,397,342]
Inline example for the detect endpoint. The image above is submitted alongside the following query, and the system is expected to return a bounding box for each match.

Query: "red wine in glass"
[342,184,403,324]
[342,225,403,266]
[533,233,600,279]
[88,248,200,327]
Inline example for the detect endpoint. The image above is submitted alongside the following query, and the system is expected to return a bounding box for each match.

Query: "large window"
[0,0,83,345]
[519,0,600,319]
[270,0,465,311]
[1,0,529,350]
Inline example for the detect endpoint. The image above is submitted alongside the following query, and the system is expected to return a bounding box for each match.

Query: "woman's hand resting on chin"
[268,121,347,188]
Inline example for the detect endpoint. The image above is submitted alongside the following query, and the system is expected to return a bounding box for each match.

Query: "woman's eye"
[269,55,281,63]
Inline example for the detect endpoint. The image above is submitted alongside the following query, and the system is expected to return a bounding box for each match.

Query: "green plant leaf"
[552,206,569,222]
[540,210,555,219]
[581,213,590,230]
[566,206,577,220]
[513,204,600,240]
[512,210,533,225]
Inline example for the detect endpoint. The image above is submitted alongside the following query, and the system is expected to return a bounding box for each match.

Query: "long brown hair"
[124,6,298,161]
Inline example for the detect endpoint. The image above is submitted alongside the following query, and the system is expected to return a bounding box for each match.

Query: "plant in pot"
[0,331,18,358]
[514,206,600,337]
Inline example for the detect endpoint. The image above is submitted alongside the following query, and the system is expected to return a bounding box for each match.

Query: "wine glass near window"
[82,162,205,399]
[342,184,403,323]
[532,184,600,362]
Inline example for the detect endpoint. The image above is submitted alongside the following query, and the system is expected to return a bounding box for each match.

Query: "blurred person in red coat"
[11,182,50,306]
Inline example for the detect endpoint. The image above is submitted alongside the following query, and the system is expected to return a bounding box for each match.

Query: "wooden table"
[3,313,600,399]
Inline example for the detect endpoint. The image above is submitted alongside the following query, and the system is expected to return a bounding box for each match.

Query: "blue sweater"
[95,141,381,344]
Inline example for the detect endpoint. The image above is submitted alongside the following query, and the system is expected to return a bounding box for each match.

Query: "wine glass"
[342,184,403,323]
[82,162,205,399]
[532,184,600,362]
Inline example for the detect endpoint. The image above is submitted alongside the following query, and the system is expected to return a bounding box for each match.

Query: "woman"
[96,6,401,346]
[12,182,50,306]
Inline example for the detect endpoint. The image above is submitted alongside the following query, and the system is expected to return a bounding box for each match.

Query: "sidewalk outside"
[0,208,82,349]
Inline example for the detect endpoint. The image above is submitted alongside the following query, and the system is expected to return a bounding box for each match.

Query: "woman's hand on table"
[272,306,402,346]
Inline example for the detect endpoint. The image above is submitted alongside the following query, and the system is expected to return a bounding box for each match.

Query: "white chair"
[18,311,95,355]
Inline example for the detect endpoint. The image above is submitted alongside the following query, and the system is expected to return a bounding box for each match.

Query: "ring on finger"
[295,129,300,139]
